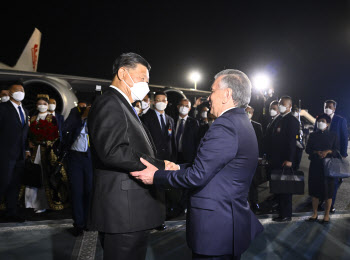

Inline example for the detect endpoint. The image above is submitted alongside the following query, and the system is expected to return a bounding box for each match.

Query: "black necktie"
[18,106,25,127]
[176,119,185,149]
[160,114,167,135]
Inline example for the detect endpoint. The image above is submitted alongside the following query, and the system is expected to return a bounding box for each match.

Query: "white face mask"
[247,113,253,119]
[1,96,10,102]
[141,100,149,110]
[12,91,25,102]
[270,109,278,117]
[279,105,287,114]
[324,108,334,116]
[122,70,150,102]
[201,111,208,118]
[317,121,328,131]
[37,105,48,113]
[292,112,299,117]
[155,102,167,111]
[134,106,141,115]
[179,106,190,116]
[48,104,56,111]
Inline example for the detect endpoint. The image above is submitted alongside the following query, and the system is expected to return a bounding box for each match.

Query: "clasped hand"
[130,159,179,185]
[317,150,332,159]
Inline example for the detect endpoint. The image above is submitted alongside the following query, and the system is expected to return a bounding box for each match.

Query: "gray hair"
[214,69,252,107]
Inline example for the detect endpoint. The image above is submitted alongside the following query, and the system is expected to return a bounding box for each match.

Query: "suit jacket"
[314,114,348,157]
[251,120,263,157]
[62,107,87,152]
[175,116,200,163]
[54,112,64,141]
[263,114,282,160]
[141,109,176,161]
[154,108,264,256]
[270,112,300,169]
[0,101,29,175]
[87,88,165,233]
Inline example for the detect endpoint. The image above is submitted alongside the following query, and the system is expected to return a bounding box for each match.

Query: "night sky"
[2,2,350,121]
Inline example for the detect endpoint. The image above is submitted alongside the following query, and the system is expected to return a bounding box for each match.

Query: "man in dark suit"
[264,100,281,160]
[0,81,29,222]
[175,98,200,164]
[62,100,93,236]
[140,93,151,117]
[132,69,264,260]
[245,105,264,213]
[48,98,64,140]
[88,53,167,260]
[270,96,300,222]
[314,99,348,213]
[141,92,176,162]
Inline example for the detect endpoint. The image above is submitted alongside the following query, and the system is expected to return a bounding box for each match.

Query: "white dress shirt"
[109,85,132,107]
[155,109,167,129]
[10,100,26,124]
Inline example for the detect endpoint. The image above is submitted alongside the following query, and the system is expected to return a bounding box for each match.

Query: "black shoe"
[305,216,318,222]
[330,207,335,214]
[320,219,330,225]
[272,216,292,222]
[71,227,84,237]
[4,215,25,223]
[155,223,167,231]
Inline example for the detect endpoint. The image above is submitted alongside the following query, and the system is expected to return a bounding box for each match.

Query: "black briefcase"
[22,159,43,188]
[269,167,304,195]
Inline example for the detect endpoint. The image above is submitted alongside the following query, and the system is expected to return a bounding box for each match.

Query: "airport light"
[253,73,271,91]
[189,71,201,90]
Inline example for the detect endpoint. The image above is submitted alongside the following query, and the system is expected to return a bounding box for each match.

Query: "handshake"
[130,158,180,185]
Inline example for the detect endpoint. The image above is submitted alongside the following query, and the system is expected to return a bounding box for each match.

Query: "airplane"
[0,28,211,119]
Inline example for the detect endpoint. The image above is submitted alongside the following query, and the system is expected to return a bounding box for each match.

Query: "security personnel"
[270,96,300,222]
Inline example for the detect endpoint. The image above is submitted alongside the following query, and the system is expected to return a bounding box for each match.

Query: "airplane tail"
[0,28,41,72]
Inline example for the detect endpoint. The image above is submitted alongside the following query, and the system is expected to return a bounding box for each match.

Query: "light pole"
[189,71,201,90]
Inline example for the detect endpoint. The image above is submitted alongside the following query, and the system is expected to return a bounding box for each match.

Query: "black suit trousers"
[0,159,25,216]
[278,194,292,218]
[99,230,149,260]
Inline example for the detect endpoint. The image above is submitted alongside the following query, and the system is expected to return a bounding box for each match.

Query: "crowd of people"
[0,52,348,259]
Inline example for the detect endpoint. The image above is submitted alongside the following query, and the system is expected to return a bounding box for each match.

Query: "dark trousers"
[67,151,93,228]
[294,148,303,170]
[0,160,24,216]
[331,178,342,208]
[278,194,292,218]
[249,183,258,205]
[99,230,149,260]
[192,252,241,260]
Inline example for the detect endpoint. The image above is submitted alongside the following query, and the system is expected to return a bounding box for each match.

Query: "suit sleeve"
[89,96,164,172]
[286,117,300,163]
[339,118,348,157]
[154,117,238,189]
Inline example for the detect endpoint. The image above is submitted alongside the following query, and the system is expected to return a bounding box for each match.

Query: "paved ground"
[1,150,350,259]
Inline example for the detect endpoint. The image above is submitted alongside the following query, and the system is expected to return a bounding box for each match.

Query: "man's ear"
[117,67,126,81]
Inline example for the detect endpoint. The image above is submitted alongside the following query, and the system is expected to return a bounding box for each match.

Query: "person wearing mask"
[0,81,29,222]
[264,101,281,158]
[133,100,142,116]
[270,96,300,222]
[141,93,151,117]
[25,94,68,214]
[199,106,210,139]
[0,89,10,103]
[131,69,264,260]
[245,105,263,214]
[141,92,175,162]
[87,53,171,259]
[48,98,64,140]
[262,88,278,129]
[207,111,216,126]
[314,100,348,214]
[62,100,93,236]
[306,114,339,224]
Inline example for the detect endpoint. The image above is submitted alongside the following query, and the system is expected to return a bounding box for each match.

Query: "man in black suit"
[0,81,29,222]
[246,105,264,213]
[87,53,169,260]
[140,93,151,117]
[48,98,65,140]
[175,98,200,164]
[270,96,300,222]
[141,92,176,162]
[264,100,281,159]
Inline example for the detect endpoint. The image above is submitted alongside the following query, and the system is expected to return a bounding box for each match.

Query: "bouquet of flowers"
[29,118,59,144]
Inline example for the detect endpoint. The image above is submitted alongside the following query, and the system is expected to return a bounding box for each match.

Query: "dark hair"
[316,113,331,124]
[78,100,88,104]
[112,52,151,80]
[9,80,24,88]
[132,100,141,107]
[280,95,293,106]
[154,91,167,99]
[37,97,49,104]
[270,100,279,107]
[324,99,337,108]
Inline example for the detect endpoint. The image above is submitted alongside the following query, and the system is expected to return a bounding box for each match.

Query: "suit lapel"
[6,101,22,127]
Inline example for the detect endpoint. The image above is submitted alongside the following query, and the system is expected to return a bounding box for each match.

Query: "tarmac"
[1,150,350,260]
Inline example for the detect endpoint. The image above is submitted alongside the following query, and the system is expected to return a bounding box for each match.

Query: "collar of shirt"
[10,100,22,109]
[142,106,150,114]
[155,109,167,125]
[178,115,189,122]
[110,85,132,107]
[10,100,26,121]
[330,113,334,120]
[219,106,236,117]
[282,111,291,117]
